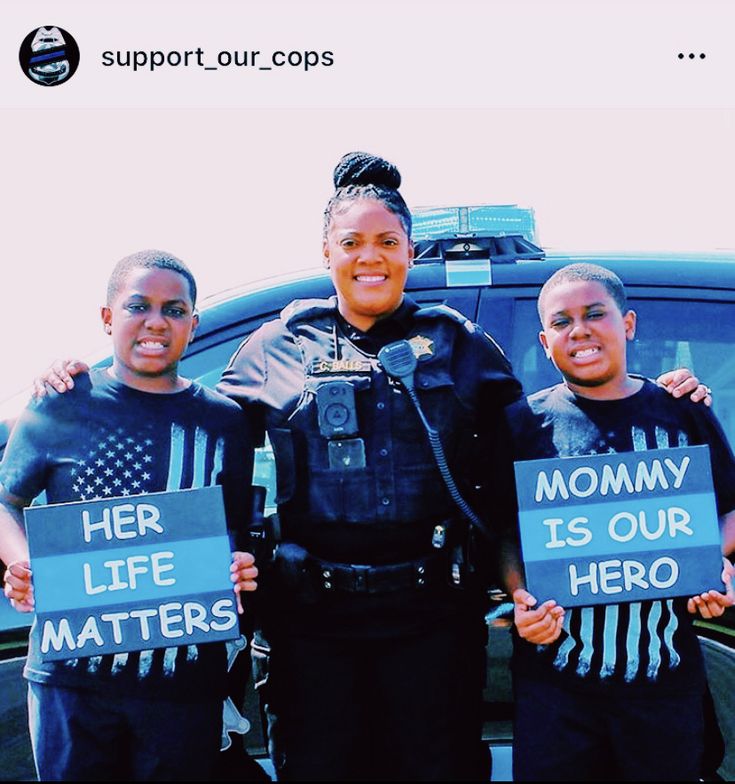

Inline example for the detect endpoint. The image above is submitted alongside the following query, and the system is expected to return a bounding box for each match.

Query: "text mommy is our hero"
[515,447,722,606]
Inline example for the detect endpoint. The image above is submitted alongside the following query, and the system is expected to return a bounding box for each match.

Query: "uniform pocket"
[307,467,377,523]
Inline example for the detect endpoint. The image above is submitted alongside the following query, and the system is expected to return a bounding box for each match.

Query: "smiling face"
[101,267,198,393]
[539,279,638,399]
[323,199,414,331]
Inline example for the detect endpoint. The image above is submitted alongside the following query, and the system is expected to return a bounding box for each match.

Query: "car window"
[180,335,249,390]
[509,297,735,446]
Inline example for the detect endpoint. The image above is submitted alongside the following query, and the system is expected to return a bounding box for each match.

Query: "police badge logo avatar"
[19,26,80,86]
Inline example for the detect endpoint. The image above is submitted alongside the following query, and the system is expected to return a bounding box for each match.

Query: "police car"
[2,206,735,780]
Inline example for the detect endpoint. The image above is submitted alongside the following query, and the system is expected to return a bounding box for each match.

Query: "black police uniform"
[218,295,522,781]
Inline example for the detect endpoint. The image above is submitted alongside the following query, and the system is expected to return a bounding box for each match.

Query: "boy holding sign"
[0,250,257,781]
[501,263,735,781]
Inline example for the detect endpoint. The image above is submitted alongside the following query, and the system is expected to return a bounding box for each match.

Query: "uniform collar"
[335,296,420,353]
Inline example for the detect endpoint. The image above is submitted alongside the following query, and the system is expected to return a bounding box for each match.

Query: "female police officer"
[34,152,711,781]
[216,152,523,781]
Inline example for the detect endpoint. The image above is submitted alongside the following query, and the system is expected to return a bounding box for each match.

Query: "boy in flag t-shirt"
[0,250,258,781]
[500,263,735,781]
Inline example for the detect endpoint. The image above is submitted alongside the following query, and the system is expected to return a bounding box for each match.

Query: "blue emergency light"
[410,205,544,286]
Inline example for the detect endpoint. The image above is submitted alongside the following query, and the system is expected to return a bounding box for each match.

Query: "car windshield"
[511,298,735,446]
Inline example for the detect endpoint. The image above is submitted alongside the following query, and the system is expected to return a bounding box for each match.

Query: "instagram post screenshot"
[1,1,734,780]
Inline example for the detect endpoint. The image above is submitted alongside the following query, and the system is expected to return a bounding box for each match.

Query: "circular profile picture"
[19,26,80,86]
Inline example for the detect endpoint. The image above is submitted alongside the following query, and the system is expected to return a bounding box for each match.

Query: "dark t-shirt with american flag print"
[0,369,252,701]
[503,380,735,694]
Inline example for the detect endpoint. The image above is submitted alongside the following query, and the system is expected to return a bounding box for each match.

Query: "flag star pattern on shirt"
[71,426,155,501]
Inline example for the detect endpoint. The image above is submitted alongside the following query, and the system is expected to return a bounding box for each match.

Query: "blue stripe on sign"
[519,493,720,561]
[29,50,66,64]
[514,446,713,512]
[32,535,232,612]
[524,543,723,608]
[25,485,226,557]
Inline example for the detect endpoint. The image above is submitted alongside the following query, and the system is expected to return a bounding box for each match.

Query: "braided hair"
[323,152,412,238]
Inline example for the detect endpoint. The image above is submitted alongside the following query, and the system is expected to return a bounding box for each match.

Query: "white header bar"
[3,0,734,109]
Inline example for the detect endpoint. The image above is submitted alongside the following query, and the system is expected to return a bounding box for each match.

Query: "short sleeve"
[218,331,267,409]
[471,327,524,410]
[0,397,56,502]
[451,326,523,445]
[217,320,303,449]
[687,403,735,517]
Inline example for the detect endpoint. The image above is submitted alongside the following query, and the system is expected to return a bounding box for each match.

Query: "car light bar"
[411,204,537,242]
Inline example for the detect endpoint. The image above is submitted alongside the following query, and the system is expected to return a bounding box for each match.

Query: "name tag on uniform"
[311,359,373,375]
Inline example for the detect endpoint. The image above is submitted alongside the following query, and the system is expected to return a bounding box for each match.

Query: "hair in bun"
[333,151,402,190]
[324,151,412,238]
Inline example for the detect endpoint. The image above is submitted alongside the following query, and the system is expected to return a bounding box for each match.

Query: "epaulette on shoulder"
[281,296,338,329]
[414,303,476,334]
